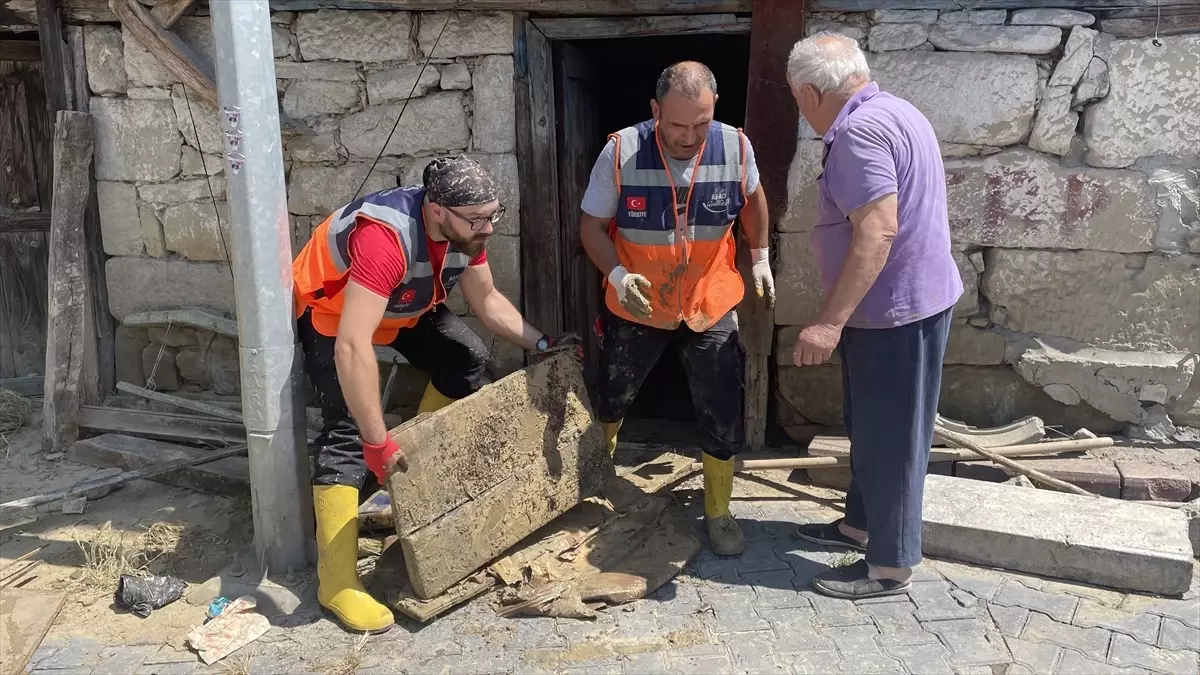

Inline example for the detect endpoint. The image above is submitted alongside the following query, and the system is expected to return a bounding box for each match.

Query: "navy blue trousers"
[840,308,952,568]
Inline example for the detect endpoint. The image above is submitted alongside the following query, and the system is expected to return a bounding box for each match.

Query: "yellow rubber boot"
[313,485,394,633]
[601,420,622,456]
[417,382,456,414]
[702,453,744,557]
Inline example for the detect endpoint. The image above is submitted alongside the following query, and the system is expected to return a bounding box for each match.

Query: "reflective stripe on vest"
[323,186,470,321]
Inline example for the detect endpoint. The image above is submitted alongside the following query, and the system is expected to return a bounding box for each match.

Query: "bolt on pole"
[209,0,313,575]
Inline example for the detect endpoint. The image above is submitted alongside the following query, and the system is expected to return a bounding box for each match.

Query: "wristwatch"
[535,336,549,351]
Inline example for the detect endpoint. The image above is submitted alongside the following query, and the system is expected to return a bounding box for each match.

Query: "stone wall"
[84,10,520,405]
[777,8,1200,439]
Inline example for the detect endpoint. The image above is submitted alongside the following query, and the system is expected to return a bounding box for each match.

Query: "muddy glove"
[608,265,653,319]
[751,247,775,307]
[363,436,407,482]
[531,333,583,364]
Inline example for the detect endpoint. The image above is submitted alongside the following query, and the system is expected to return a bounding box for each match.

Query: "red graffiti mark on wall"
[1065,173,1111,226]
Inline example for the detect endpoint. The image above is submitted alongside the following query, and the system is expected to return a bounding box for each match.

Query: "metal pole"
[210,0,312,575]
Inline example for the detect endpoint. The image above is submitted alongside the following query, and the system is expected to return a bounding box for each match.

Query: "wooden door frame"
[514,3,805,448]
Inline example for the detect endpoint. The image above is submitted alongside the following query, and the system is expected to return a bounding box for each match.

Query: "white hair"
[786,32,871,96]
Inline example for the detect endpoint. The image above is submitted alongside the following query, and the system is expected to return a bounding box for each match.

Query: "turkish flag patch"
[400,289,417,303]
[626,196,647,212]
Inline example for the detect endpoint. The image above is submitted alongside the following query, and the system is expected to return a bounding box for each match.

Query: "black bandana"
[422,155,497,207]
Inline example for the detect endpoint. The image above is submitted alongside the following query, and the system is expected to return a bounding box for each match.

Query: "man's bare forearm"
[741,187,770,250]
[816,232,893,327]
[479,291,542,350]
[581,217,621,275]
[334,339,388,444]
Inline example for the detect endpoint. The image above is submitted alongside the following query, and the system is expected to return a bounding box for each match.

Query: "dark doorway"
[552,31,752,427]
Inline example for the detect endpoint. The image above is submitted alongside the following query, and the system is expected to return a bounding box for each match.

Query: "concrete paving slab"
[922,474,1195,595]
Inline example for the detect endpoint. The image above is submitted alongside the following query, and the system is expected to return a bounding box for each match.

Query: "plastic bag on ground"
[114,574,188,618]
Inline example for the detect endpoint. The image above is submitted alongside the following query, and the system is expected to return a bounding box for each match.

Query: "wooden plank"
[554,41,602,380]
[41,110,92,453]
[386,353,610,599]
[78,405,247,444]
[68,433,250,497]
[0,588,67,675]
[1102,14,1200,37]
[149,0,194,28]
[0,212,48,233]
[123,309,239,337]
[108,0,218,109]
[0,233,48,379]
[739,0,804,450]
[35,0,70,113]
[116,381,245,422]
[533,14,751,40]
[268,0,754,12]
[0,39,39,61]
[515,16,564,338]
[0,78,38,213]
[0,375,42,396]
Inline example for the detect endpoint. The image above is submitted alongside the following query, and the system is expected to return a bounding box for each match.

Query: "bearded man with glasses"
[291,155,574,633]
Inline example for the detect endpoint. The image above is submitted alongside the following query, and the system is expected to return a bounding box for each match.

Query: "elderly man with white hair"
[786,33,963,599]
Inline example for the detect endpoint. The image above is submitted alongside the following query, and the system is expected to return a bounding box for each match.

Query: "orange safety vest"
[606,119,747,332]
[292,186,473,345]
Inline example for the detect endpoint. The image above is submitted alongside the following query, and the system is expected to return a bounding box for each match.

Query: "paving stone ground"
[24,484,1200,675]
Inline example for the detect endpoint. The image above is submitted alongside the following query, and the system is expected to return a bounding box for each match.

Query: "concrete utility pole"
[210,0,313,575]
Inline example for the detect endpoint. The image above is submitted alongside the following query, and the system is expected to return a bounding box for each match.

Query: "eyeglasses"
[445,204,506,232]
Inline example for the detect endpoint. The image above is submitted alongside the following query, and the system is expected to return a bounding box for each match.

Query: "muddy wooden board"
[0,588,67,675]
[386,353,610,599]
[68,433,249,497]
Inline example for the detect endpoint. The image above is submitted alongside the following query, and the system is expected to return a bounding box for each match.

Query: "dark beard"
[438,216,488,257]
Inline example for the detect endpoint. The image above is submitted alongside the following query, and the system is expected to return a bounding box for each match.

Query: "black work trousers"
[594,309,745,460]
[298,305,488,489]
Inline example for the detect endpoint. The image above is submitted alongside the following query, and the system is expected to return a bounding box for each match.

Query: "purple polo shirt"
[812,82,963,329]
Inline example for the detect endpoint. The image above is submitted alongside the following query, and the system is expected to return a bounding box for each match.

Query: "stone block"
[387,353,608,598]
[97,181,143,256]
[91,98,180,182]
[106,257,235,322]
[161,201,232,261]
[122,26,174,88]
[955,458,1122,498]
[176,347,204,383]
[1147,164,1199,253]
[1159,616,1200,651]
[938,10,1007,24]
[1011,9,1096,27]
[1012,340,1195,423]
[940,365,1122,433]
[870,51,1037,146]
[775,364,842,427]
[982,250,1200,352]
[806,16,866,41]
[922,474,1195,595]
[953,250,979,315]
[778,139,823,233]
[1073,600,1162,643]
[142,344,180,390]
[272,60,360,82]
[1085,36,1200,168]
[440,62,471,90]
[943,324,1004,365]
[281,80,361,118]
[868,24,929,52]
[115,325,148,386]
[994,580,1080,623]
[485,234,520,303]
[940,142,1001,158]
[180,147,223,177]
[1185,500,1200,558]
[1074,56,1110,108]
[773,233,822,325]
[84,25,126,95]
[170,86,223,154]
[1051,26,1096,88]
[869,9,937,24]
[365,65,440,105]
[1116,461,1195,502]
[929,25,1062,54]
[287,164,395,216]
[271,23,293,59]
[945,150,1156,252]
[1109,633,1199,673]
[296,10,412,62]
[138,176,227,205]
[473,55,515,154]
[206,337,240,395]
[418,12,513,58]
[285,133,344,164]
[341,92,469,158]
[1028,86,1077,157]
[139,205,166,257]
[147,325,197,348]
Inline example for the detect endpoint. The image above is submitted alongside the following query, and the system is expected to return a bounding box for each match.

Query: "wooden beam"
[0,39,40,61]
[108,0,217,109]
[149,0,194,28]
[532,14,751,40]
[0,375,43,396]
[42,110,93,453]
[78,405,247,444]
[739,0,804,451]
[69,434,250,497]
[515,16,564,338]
[34,0,70,113]
[0,212,50,233]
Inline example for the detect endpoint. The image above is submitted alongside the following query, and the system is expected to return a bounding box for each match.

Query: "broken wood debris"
[0,588,68,675]
[69,433,250,497]
[116,381,244,423]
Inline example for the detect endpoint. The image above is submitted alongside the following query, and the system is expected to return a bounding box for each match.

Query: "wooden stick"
[0,444,247,511]
[933,427,1093,496]
[0,560,43,588]
[0,544,46,577]
[116,381,244,423]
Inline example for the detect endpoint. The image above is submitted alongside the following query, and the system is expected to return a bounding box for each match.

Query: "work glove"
[751,247,775,307]
[363,436,407,483]
[529,332,583,364]
[608,265,653,319]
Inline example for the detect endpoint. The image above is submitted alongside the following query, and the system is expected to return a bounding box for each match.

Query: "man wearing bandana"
[291,155,572,632]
